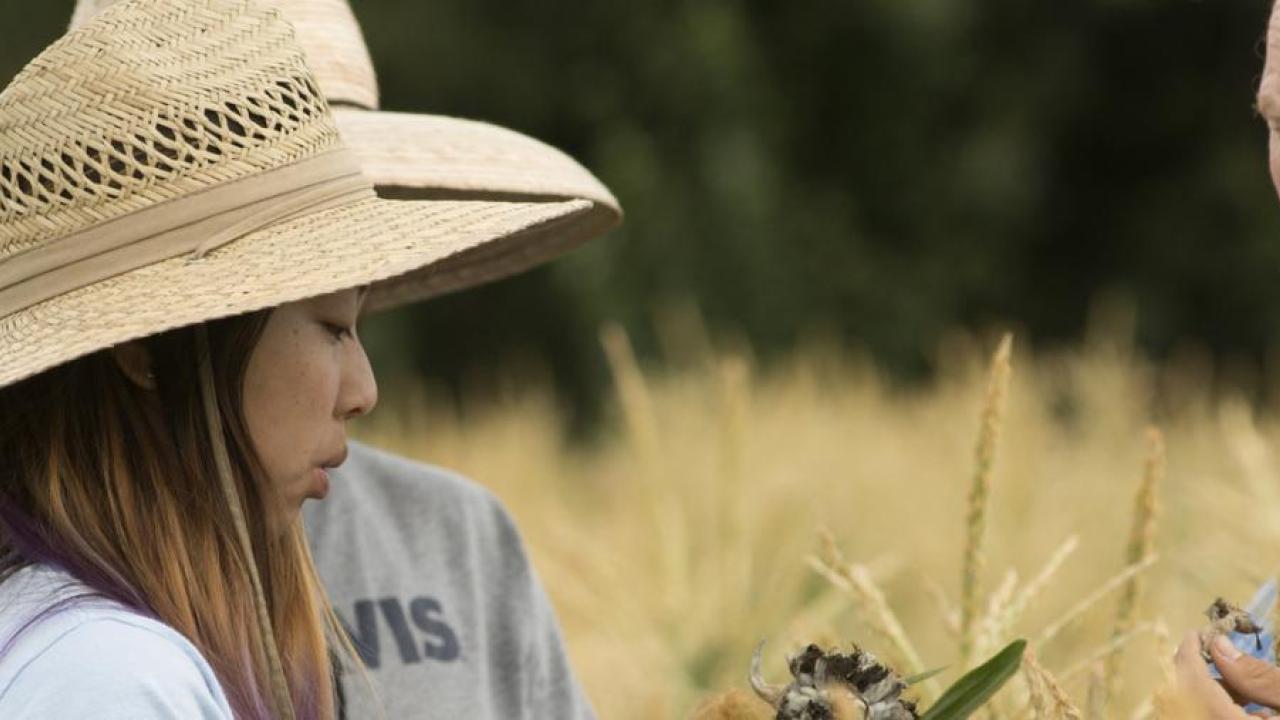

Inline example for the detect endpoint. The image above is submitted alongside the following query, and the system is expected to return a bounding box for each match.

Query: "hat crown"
[269,0,379,110]
[0,0,341,258]
[70,0,380,110]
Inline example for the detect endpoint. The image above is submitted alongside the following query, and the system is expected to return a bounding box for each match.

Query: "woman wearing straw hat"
[60,0,618,716]
[0,0,599,716]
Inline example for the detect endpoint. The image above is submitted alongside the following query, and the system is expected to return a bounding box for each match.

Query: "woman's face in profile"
[243,287,377,531]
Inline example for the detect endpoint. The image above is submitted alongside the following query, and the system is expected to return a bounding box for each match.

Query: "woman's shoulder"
[0,564,234,719]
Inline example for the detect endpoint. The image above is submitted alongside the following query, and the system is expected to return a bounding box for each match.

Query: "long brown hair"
[0,310,356,719]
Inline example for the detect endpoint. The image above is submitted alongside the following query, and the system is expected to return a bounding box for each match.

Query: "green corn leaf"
[919,639,1026,720]
[903,666,949,686]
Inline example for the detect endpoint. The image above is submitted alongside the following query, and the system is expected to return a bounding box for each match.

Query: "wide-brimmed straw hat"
[0,0,596,391]
[67,0,623,313]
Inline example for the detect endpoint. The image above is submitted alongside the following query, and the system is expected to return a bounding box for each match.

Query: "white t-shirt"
[0,563,233,719]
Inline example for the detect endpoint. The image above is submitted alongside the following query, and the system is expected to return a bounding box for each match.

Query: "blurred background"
[8,2,1280,718]
[6,0,1279,430]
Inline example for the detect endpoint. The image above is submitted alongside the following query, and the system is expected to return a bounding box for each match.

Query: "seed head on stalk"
[750,641,918,720]
[1198,597,1263,662]
[961,334,1013,665]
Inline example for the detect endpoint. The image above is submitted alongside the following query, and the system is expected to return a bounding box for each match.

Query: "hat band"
[0,148,375,318]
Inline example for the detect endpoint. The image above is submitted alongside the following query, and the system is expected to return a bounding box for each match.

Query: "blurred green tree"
[2,0,1277,430]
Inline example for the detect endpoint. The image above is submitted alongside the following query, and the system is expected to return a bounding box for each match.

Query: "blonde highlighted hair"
[0,309,364,719]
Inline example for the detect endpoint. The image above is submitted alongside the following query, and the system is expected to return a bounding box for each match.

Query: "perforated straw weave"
[64,0,623,308]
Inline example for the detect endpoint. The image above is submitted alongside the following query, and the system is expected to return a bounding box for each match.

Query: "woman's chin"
[305,467,331,500]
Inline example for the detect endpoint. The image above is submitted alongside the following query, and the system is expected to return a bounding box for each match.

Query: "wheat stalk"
[1038,555,1158,647]
[1145,618,1202,720]
[807,558,933,696]
[924,575,962,640]
[977,568,1019,662]
[1058,621,1155,685]
[1085,661,1107,720]
[1023,647,1083,720]
[962,333,1014,664]
[999,535,1080,639]
[600,322,660,461]
[981,571,1018,720]
[715,355,754,639]
[1151,619,1174,683]
[1117,623,1174,720]
[599,323,693,615]
[1023,658,1051,719]
[811,529,938,701]
[1103,427,1164,707]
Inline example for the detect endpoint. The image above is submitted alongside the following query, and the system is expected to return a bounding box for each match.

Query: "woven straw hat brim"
[332,108,622,309]
[333,108,620,209]
[0,195,589,389]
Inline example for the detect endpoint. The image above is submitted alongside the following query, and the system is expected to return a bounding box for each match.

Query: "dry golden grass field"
[356,310,1280,719]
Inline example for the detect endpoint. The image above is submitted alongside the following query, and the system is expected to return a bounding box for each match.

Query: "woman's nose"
[339,339,378,420]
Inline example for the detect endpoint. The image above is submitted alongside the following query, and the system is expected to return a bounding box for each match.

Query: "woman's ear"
[112,341,157,390]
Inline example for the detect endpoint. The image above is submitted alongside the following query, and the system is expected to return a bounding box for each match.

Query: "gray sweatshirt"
[302,441,595,719]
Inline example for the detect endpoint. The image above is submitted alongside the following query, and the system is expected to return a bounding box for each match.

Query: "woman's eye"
[323,322,353,341]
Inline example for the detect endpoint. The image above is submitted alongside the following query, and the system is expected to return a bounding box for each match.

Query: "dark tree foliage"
[3,0,1279,429]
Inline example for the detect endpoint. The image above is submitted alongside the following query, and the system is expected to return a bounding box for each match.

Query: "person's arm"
[0,617,234,719]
